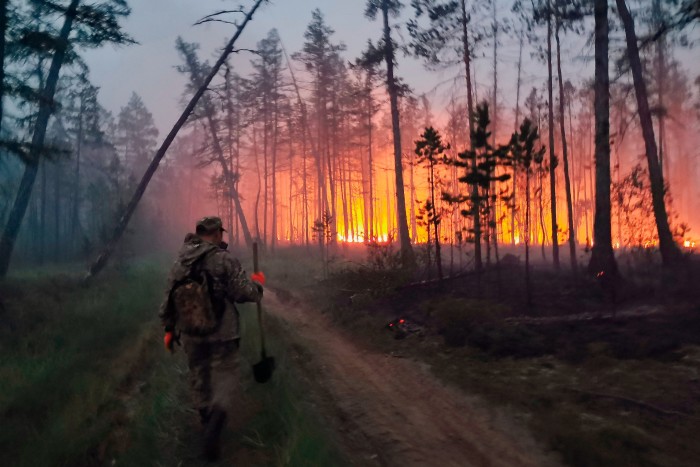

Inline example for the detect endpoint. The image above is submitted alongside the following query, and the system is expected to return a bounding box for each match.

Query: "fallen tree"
[84,0,267,282]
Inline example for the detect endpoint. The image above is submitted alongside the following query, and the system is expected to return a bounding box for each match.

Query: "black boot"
[202,407,226,461]
[198,407,210,426]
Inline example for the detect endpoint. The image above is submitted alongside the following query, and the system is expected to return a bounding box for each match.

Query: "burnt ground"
[270,254,700,467]
[264,289,560,467]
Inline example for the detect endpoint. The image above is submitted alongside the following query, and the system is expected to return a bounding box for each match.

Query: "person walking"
[159,216,265,461]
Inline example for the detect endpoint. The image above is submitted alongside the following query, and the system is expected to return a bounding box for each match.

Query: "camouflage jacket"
[159,234,261,340]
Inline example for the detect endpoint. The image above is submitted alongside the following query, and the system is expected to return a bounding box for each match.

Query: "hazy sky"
[82,0,700,135]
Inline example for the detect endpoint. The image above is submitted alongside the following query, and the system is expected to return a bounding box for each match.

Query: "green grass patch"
[0,263,164,466]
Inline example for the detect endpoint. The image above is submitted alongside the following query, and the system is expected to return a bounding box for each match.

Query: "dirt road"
[265,290,560,467]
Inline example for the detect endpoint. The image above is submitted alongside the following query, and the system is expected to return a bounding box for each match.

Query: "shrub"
[427,298,509,347]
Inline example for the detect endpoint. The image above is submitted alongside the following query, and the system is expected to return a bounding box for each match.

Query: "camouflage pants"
[183,337,241,419]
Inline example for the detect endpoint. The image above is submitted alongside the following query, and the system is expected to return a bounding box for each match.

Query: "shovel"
[252,242,275,383]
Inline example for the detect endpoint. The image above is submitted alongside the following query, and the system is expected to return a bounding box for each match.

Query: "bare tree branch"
[193,9,246,26]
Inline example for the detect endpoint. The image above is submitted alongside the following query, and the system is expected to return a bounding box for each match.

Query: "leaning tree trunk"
[203,105,253,248]
[0,0,79,277]
[588,0,619,278]
[556,14,578,274]
[85,0,264,281]
[615,0,682,266]
[546,2,560,270]
[382,2,414,266]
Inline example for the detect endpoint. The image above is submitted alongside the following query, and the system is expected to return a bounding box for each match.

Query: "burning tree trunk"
[615,0,682,267]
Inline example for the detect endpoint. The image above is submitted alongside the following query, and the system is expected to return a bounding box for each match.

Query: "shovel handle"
[253,242,259,273]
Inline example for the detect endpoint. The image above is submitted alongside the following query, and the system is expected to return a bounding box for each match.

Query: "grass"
[0,263,165,466]
[0,258,344,466]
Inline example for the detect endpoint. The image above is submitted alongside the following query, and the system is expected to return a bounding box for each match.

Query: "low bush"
[426,298,510,347]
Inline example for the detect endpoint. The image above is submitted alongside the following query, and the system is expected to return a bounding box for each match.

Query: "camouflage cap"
[196,216,227,235]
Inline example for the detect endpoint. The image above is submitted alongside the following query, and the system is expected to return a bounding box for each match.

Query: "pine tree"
[0,0,132,277]
[415,126,448,279]
[116,92,158,177]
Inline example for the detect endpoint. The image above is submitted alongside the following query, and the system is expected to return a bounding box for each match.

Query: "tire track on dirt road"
[265,289,561,467]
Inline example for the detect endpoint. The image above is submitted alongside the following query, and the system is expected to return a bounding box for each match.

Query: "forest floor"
[283,247,700,467]
[1,248,699,466]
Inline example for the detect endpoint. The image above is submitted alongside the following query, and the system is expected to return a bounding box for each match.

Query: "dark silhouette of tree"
[175,38,253,248]
[366,0,415,267]
[415,126,449,280]
[615,0,682,267]
[444,103,511,289]
[250,28,286,251]
[116,92,158,177]
[0,0,132,277]
[588,0,618,279]
[293,9,346,244]
[85,1,265,280]
[511,118,546,306]
[408,0,485,270]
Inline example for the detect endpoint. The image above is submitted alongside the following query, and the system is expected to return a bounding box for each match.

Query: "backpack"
[170,252,220,336]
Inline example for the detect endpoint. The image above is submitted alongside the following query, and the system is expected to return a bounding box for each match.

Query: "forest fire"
[1,1,700,467]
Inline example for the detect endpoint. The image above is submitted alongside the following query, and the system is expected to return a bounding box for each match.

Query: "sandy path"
[265,290,560,467]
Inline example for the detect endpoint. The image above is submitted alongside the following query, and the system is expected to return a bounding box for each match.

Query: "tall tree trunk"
[525,168,532,306]
[0,0,7,132]
[85,0,263,280]
[0,0,79,277]
[254,126,262,240]
[382,1,414,265]
[460,0,481,272]
[615,0,682,266]
[430,162,442,279]
[410,143,417,242]
[72,91,84,256]
[491,0,499,250]
[512,30,523,245]
[271,97,279,251]
[368,89,375,240]
[546,1,560,269]
[39,160,46,264]
[281,42,317,247]
[588,0,618,278]
[54,162,61,262]
[555,14,577,274]
[263,103,268,245]
[288,117,294,244]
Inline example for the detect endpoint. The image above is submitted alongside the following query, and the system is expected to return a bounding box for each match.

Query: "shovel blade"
[253,356,275,383]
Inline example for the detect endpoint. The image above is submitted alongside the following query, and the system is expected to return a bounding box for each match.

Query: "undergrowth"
[0,259,343,466]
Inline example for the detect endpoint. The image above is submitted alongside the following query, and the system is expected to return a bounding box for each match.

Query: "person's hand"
[251,271,266,286]
[164,331,175,353]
